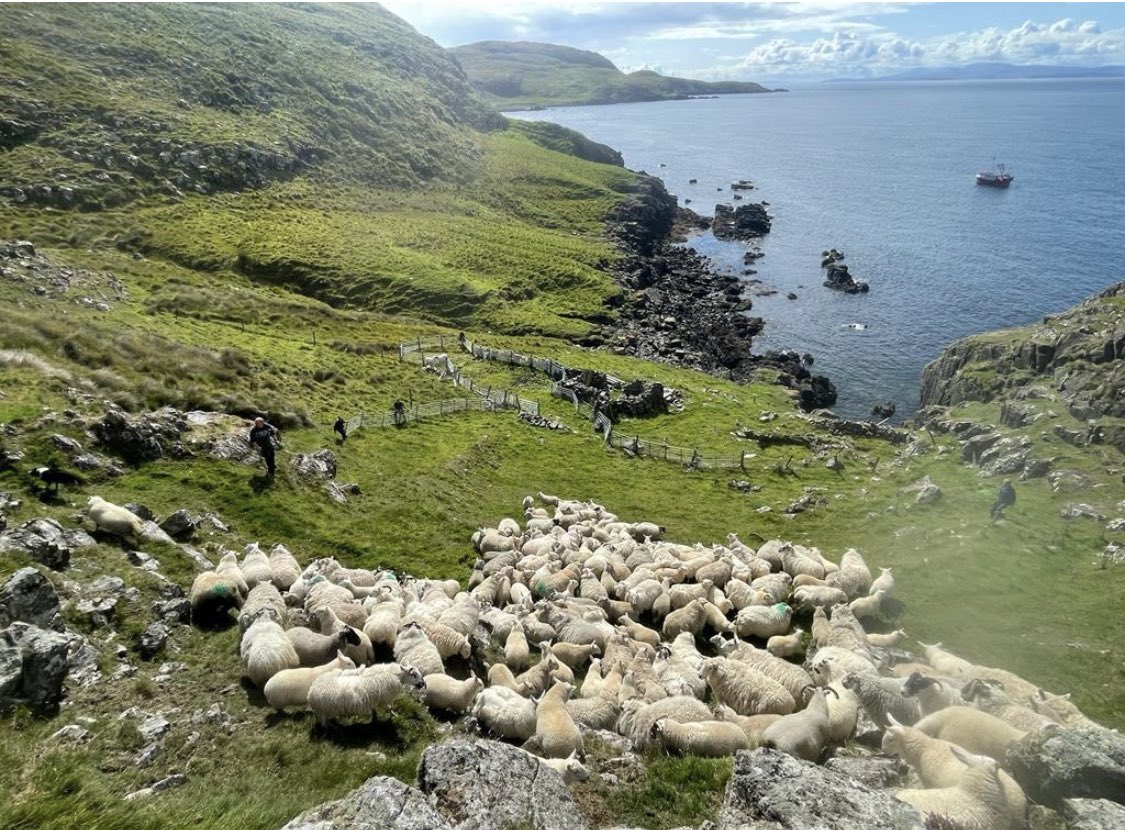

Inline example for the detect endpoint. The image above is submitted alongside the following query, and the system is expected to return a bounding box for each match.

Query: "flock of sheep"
[172,492,1103,829]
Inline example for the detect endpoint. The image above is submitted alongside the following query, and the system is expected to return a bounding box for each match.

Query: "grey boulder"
[280,775,451,830]
[1006,725,1125,809]
[0,622,71,711]
[0,567,63,631]
[1062,798,1125,830]
[0,518,76,570]
[717,748,922,830]
[418,738,588,830]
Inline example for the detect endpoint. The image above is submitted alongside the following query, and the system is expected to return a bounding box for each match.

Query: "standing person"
[990,479,1015,521]
[249,416,280,477]
[333,416,347,444]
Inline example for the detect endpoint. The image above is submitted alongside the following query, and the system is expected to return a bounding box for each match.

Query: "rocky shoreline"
[599,175,837,411]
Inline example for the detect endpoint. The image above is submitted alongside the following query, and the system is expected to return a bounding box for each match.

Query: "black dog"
[29,465,85,495]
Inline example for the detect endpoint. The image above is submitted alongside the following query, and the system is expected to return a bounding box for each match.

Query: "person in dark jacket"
[333,416,347,444]
[990,479,1015,521]
[249,417,280,477]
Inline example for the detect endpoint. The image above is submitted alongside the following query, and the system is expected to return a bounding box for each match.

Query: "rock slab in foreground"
[418,738,588,830]
[280,775,451,830]
[717,748,922,830]
[1005,726,1125,809]
[1062,798,1125,830]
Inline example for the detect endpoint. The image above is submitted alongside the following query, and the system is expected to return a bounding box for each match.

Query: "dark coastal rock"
[712,202,771,240]
[418,738,587,830]
[0,567,63,631]
[717,748,921,830]
[1005,725,1125,810]
[823,262,870,294]
[280,775,451,830]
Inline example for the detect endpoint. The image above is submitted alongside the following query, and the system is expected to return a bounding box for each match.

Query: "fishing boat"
[976,163,1013,188]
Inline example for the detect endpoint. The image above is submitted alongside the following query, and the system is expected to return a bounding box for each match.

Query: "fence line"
[389,335,768,471]
[350,397,512,430]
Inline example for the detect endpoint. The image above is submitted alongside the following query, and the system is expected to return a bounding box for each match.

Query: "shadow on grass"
[249,473,275,493]
[310,712,410,748]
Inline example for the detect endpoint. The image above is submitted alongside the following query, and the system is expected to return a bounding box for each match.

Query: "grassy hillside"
[451,40,774,110]
[1,5,1123,830]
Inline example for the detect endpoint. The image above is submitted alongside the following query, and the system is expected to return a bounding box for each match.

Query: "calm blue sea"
[515,80,1125,419]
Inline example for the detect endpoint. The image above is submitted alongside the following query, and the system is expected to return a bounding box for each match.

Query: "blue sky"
[377,2,1125,83]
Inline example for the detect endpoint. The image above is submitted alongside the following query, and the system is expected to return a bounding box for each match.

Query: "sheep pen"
[186,493,1119,830]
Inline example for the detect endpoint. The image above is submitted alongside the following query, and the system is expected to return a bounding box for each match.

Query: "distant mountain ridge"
[829,61,1125,83]
[451,40,775,109]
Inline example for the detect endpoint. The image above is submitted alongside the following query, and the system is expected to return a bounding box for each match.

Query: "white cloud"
[732,18,1125,78]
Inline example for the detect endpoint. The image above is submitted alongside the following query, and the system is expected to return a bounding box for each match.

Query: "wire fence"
[348,397,515,430]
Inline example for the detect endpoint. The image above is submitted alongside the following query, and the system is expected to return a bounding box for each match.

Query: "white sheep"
[651,718,750,757]
[920,642,975,678]
[866,628,905,648]
[912,705,1027,762]
[487,663,529,695]
[240,543,274,589]
[216,550,250,597]
[616,695,713,751]
[362,594,403,649]
[869,566,894,596]
[189,569,244,627]
[566,695,619,731]
[700,657,796,716]
[268,543,301,590]
[961,678,1056,732]
[307,662,425,726]
[472,685,537,740]
[840,672,920,727]
[516,649,562,698]
[86,496,144,545]
[894,747,1014,830]
[766,628,805,658]
[240,616,300,687]
[263,651,355,710]
[792,585,849,611]
[393,622,446,676]
[505,625,531,671]
[534,681,584,759]
[713,705,783,747]
[550,641,600,670]
[540,751,590,785]
[902,671,965,715]
[238,582,286,633]
[761,685,836,761]
[286,625,361,668]
[422,674,483,714]
[315,606,374,666]
[848,589,885,620]
[733,602,792,639]
[722,640,814,701]
[882,716,1027,824]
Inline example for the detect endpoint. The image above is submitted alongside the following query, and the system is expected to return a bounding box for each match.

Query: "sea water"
[515,80,1125,419]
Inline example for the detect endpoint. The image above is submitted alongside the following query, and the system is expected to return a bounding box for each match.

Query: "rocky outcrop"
[93,405,192,462]
[0,622,71,712]
[605,173,677,256]
[418,739,587,830]
[281,775,452,830]
[712,202,771,241]
[919,282,1125,432]
[1005,725,1125,810]
[0,518,95,570]
[0,567,64,631]
[717,748,921,830]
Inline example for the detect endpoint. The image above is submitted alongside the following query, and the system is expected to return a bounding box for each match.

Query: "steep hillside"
[0,4,635,338]
[920,282,1125,452]
[451,40,774,110]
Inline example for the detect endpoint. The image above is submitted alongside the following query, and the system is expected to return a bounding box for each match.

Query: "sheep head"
[901,671,938,697]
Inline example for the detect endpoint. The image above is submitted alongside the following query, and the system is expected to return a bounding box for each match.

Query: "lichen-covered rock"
[279,775,452,830]
[92,405,191,462]
[0,567,63,630]
[0,518,79,570]
[418,738,588,830]
[159,509,198,539]
[717,748,921,830]
[1006,726,1125,810]
[1062,798,1125,830]
[291,449,337,480]
[0,622,71,711]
